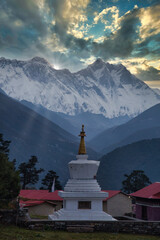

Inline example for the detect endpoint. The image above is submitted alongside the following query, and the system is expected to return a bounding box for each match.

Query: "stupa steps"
[64,187,101,192]
[64,178,101,191]
[64,182,101,186]
[64,183,101,191]
[49,209,115,221]
[66,179,100,182]
[65,179,100,183]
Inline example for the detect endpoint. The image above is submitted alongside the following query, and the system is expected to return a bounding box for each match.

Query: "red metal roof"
[130,182,160,199]
[19,190,124,202]
[20,200,45,207]
[43,191,63,201]
[19,190,63,201]
[20,190,49,200]
[102,190,121,201]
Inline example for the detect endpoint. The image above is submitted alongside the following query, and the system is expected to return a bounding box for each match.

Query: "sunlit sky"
[0,0,160,88]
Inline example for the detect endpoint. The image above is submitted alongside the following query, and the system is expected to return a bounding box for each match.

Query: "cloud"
[91,4,160,67]
[94,36,108,43]
[47,0,90,42]
[92,8,140,59]
[130,4,160,61]
[138,4,160,40]
[0,0,160,80]
[0,0,48,58]
[93,6,119,32]
[47,2,160,64]
[109,57,160,83]
[43,33,67,53]
[51,51,86,72]
[133,34,160,60]
[1,0,47,33]
[136,64,160,81]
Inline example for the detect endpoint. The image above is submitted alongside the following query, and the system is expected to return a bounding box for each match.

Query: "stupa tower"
[49,125,115,221]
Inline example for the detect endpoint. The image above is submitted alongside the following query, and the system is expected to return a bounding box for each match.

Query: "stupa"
[49,125,115,221]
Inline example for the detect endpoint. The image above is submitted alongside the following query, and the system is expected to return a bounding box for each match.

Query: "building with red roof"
[19,190,63,216]
[131,182,160,221]
[19,189,132,217]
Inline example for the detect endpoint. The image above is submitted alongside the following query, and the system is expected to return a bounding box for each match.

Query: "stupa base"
[48,209,116,221]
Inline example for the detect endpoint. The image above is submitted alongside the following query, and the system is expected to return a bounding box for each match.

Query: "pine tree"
[0,134,20,207]
[121,170,151,194]
[18,156,44,189]
[0,133,11,156]
[41,170,62,191]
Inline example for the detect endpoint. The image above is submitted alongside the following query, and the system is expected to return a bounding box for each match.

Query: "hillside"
[0,91,97,186]
[97,138,160,190]
[21,100,78,137]
[21,100,128,140]
[89,103,160,153]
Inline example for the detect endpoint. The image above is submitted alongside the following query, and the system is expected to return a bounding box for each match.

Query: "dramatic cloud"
[138,4,160,40]
[46,0,90,47]
[136,65,160,82]
[0,0,48,58]
[92,8,140,59]
[93,6,119,32]
[0,0,160,86]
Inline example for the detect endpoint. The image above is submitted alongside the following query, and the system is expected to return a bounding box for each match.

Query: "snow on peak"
[0,57,160,118]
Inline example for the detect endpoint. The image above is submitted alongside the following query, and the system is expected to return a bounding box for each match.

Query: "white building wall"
[103,193,132,216]
[92,199,103,211]
[66,199,78,210]
[28,203,55,216]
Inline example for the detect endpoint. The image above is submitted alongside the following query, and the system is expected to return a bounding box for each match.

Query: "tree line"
[18,155,62,191]
[0,133,62,207]
[0,133,151,207]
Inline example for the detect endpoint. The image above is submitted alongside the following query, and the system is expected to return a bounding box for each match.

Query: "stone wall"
[1,209,160,235]
[21,220,160,235]
[94,221,160,235]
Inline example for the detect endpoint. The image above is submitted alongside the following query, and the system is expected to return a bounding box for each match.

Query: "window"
[78,201,91,209]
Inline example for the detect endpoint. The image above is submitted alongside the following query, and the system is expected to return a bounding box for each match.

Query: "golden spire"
[78,124,87,155]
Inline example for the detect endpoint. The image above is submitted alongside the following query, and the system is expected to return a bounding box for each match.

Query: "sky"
[0,0,160,88]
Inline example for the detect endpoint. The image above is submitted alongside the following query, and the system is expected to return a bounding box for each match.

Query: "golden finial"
[78,124,87,155]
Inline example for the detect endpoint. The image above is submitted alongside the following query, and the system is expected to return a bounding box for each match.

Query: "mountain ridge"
[89,103,160,153]
[0,56,159,119]
[97,138,160,190]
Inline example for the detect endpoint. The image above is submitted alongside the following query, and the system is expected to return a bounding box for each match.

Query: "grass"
[0,224,159,240]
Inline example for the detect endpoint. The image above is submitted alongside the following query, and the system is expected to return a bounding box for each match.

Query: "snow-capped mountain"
[0,56,159,118]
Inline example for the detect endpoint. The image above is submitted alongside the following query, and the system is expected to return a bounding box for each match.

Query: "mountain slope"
[0,91,97,186]
[21,100,78,137]
[89,103,160,153]
[97,138,160,190]
[20,100,130,140]
[0,57,159,119]
[59,111,130,140]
